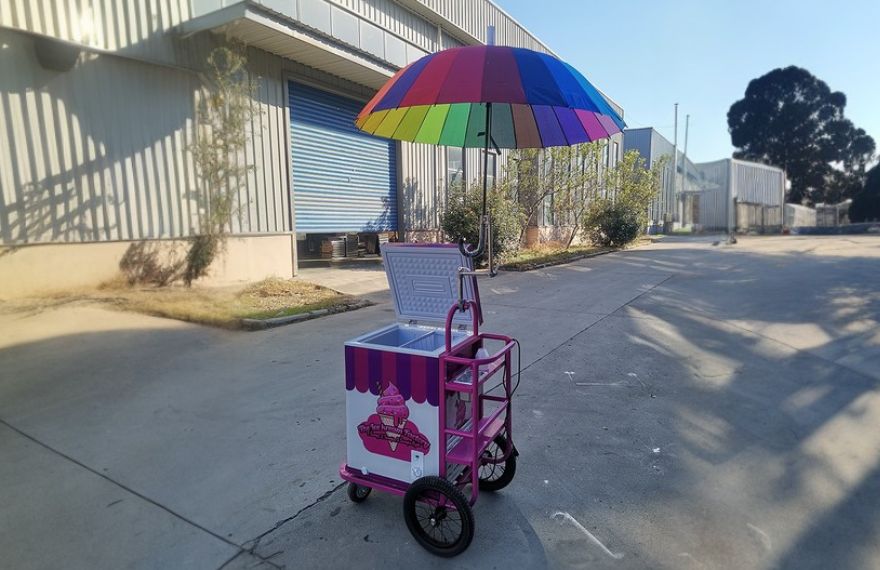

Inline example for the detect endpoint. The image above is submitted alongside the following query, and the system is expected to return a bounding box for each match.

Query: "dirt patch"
[501,244,612,271]
[1,277,359,329]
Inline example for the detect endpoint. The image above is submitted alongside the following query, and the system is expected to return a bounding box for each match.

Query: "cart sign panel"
[357,384,431,461]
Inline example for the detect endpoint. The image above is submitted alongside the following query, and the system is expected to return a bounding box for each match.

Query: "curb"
[240,299,373,331]
[501,248,615,272]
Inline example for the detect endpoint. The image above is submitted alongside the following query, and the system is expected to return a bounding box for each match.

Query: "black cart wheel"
[478,435,517,492]
[403,476,474,557]
[347,482,371,503]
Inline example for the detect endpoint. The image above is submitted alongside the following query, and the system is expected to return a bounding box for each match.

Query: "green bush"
[583,201,642,247]
[441,181,521,261]
[580,150,664,248]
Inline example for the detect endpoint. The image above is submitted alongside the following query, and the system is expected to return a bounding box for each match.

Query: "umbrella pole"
[481,102,491,221]
[458,102,495,261]
[457,102,496,308]
[482,102,495,277]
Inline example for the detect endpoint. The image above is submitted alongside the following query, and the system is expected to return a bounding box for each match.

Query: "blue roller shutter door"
[288,82,397,232]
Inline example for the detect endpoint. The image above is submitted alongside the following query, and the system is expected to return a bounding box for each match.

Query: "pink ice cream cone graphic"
[357,382,429,460]
[377,385,409,451]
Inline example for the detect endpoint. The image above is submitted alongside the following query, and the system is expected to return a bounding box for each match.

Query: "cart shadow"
[251,487,549,569]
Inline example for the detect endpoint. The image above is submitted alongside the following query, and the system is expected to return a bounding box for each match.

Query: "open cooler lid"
[381,243,482,327]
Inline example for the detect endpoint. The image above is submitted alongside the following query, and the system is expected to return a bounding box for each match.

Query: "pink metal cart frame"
[339,299,516,505]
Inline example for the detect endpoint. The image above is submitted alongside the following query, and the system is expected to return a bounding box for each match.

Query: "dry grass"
[501,242,610,270]
[2,277,354,329]
[502,235,661,270]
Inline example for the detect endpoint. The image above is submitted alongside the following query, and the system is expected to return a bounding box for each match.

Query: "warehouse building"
[692,158,786,233]
[622,127,697,232]
[0,1,625,297]
[624,127,786,234]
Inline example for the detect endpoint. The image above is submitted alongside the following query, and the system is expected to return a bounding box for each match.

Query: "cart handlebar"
[445,300,480,353]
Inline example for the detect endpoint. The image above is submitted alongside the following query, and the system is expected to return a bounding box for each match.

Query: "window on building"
[447,147,464,189]
[602,143,610,169]
[612,142,619,168]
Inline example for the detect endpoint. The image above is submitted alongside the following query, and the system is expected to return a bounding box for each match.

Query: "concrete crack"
[217,550,283,570]
[0,418,240,550]
[0,418,289,570]
[241,482,345,555]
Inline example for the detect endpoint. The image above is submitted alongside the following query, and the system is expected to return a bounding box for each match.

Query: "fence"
[735,201,782,234]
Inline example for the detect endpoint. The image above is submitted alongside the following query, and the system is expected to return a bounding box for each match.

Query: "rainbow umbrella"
[355,45,625,265]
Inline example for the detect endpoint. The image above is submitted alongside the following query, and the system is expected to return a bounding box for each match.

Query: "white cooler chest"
[343,244,481,484]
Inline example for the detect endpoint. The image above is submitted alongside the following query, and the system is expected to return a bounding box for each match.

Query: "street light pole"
[671,103,679,228]
[682,114,689,224]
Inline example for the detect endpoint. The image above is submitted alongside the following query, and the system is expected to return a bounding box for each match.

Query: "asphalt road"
[1,235,878,569]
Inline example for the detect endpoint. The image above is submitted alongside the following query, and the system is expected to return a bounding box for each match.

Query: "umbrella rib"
[533,53,572,110]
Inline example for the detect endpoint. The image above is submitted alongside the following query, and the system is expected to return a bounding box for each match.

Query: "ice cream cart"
[340,243,519,556]
[344,37,626,557]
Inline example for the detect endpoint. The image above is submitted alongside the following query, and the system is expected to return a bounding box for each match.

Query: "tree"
[500,142,604,248]
[502,148,553,244]
[581,150,664,247]
[552,142,603,247]
[186,43,257,285]
[850,164,880,222]
[728,66,875,205]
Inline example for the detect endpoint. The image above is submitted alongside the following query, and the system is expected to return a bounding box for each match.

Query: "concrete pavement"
[1,236,878,569]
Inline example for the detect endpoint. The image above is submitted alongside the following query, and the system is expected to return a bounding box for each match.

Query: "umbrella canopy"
[355,45,625,148]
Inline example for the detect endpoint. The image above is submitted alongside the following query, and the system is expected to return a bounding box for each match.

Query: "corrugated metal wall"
[731,160,784,206]
[440,30,464,49]
[623,128,652,161]
[0,0,206,67]
[331,0,438,52]
[397,142,514,236]
[696,188,729,231]
[1,0,619,244]
[623,128,660,221]
[694,159,730,231]
[0,0,180,50]
[414,0,553,53]
[238,47,291,236]
[0,28,292,244]
[398,142,445,232]
[691,159,785,231]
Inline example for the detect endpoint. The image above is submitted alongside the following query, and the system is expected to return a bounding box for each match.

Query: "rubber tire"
[347,482,371,503]
[478,435,517,492]
[403,476,475,557]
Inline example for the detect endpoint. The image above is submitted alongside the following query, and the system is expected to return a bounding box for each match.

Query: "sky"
[496,0,880,163]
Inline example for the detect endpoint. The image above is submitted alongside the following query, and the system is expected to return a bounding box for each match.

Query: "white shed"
[692,159,786,233]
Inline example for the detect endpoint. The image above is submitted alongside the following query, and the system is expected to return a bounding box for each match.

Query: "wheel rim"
[356,486,369,499]
[413,490,463,548]
[479,440,506,483]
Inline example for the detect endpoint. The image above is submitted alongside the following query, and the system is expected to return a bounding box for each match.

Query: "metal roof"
[180,2,397,90]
